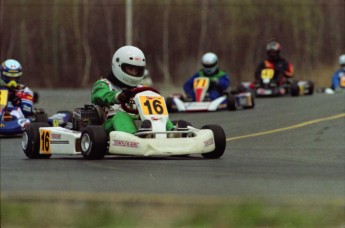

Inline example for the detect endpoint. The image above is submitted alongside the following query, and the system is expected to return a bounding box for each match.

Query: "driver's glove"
[209,80,222,92]
[117,89,133,103]
[9,90,21,106]
[12,96,21,106]
[209,80,218,87]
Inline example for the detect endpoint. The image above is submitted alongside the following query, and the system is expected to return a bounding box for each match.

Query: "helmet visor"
[267,50,279,60]
[122,64,145,77]
[202,62,217,68]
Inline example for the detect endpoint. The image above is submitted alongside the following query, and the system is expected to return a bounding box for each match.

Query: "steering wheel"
[120,87,160,114]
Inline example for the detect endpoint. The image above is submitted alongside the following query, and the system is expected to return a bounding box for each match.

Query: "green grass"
[1,193,344,227]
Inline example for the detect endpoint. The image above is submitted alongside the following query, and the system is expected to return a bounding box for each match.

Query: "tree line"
[1,0,344,89]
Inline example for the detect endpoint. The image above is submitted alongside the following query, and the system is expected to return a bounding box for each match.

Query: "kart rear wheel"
[290,81,300,96]
[243,92,255,109]
[227,94,236,111]
[166,97,176,113]
[22,122,52,159]
[306,80,314,95]
[35,112,48,122]
[80,126,108,160]
[201,125,226,159]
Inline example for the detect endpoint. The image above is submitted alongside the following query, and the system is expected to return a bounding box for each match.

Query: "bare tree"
[198,0,208,58]
[103,0,115,56]
[81,0,91,87]
[158,0,171,84]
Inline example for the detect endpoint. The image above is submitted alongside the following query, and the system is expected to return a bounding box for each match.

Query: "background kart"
[166,77,254,112]
[239,68,314,97]
[0,88,72,136]
[22,87,226,160]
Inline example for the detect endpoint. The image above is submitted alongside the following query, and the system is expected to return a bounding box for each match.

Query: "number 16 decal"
[139,96,168,115]
[40,129,51,154]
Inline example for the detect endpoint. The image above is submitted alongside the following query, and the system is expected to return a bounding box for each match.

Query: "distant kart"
[0,88,72,136]
[240,68,314,97]
[166,77,254,112]
[22,87,226,159]
[323,73,345,94]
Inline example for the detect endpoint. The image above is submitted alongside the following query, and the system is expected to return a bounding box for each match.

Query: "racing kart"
[22,87,226,160]
[166,77,254,112]
[0,88,72,135]
[240,68,314,97]
[323,73,345,94]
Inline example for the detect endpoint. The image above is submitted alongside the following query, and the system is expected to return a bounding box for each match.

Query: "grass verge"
[1,192,344,227]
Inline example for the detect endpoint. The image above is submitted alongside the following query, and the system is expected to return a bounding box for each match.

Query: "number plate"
[340,76,345,87]
[193,77,209,89]
[261,69,274,80]
[139,95,168,115]
[40,129,51,154]
[0,89,8,109]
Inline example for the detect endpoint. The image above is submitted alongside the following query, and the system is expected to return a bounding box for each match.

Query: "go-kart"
[0,88,72,136]
[323,73,345,94]
[166,77,254,112]
[22,87,226,159]
[240,68,314,97]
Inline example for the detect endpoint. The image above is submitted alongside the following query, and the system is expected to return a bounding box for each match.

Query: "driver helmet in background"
[111,46,146,87]
[266,41,281,62]
[0,59,23,88]
[201,52,218,75]
[339,54,345,70]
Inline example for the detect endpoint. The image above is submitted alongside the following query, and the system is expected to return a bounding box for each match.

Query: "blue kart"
[0,88,72,136]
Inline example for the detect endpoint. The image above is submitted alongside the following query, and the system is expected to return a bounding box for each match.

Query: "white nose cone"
[324,88,335,94]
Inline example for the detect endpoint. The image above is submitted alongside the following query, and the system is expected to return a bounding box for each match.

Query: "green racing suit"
[91,78,174,134]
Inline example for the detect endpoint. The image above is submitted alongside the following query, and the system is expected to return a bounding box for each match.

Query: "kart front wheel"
[227,94,237,111]
[201,125,226,159]
[22,122,51,159]
[80,126,108,160]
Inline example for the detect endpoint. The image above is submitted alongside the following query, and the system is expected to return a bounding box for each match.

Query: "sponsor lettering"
[50,141,69,145]
[112,140,139,148]
[23,105,31,112]
[204,138,214,147]
[51,134,61,139]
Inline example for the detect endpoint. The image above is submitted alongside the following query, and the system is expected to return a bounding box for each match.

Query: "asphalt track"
[1,90,344,203]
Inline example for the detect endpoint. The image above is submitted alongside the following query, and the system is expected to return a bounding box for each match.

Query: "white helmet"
[201,52,218,75]
[112,46,146,87]
[339,54,345,65]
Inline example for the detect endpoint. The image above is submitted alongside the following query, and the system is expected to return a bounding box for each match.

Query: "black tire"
[243,92,255,109]
[166,97,176,113]
[33,91,39,103]
[22,122,52,159]
[171,120,192,127]
[307,80,314,95]
[35,112,48,122]
[290,81,300,96]
[227,94,237,111]
[80,126,108,160]
[201,125,226,159]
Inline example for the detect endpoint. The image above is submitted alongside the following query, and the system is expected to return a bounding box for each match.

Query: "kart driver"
[331,54,345,91]
[183,52,230,101]
[91,45,182,135]
[0,59,34,120]
[254,41,294,86]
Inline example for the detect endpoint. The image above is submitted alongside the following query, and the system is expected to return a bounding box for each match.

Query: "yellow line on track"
[227,113,345,142]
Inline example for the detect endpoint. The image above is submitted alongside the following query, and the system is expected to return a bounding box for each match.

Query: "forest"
[0,0,344,89]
